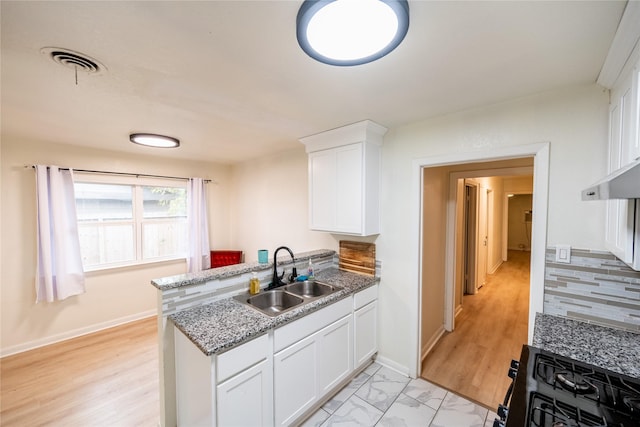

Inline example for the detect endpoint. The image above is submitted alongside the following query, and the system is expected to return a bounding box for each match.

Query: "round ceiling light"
[130,133,180,148]
[297,0,409,66]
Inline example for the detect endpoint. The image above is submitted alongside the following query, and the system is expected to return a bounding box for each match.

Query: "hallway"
[420,250,530,409]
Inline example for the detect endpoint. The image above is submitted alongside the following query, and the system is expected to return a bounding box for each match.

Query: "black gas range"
[494,345,640,427]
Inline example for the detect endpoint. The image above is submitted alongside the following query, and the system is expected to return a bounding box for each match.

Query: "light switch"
[555,245,571,264]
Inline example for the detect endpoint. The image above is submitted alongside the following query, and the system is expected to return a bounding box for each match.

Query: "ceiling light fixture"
[296,0,409,66]
[129,133,180,148]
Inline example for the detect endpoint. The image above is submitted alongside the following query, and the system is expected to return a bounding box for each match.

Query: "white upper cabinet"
[300,120,387,236]
[598,2,640,263]
[598,1,640,165]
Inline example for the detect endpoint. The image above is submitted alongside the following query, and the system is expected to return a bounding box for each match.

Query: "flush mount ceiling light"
[130,133,180,148]
[297,0,409,66]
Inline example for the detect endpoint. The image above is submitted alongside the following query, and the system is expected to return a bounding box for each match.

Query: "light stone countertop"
[533,312,640,378]
[170,267,378,356]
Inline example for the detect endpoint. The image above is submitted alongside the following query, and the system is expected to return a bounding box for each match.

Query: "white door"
[463,181,478,294]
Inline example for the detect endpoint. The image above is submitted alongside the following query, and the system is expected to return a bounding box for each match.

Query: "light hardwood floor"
[421,250,530,410]
[0,316,159,427]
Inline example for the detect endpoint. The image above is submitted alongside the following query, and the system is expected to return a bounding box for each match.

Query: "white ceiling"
[0,1,626,164]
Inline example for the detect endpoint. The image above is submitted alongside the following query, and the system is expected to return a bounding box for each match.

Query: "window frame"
[74,173,188,272]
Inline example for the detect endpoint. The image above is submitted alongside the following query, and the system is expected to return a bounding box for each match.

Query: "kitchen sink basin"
[234,280,341,317]
[239,290,304,317]
[283,280,337,298]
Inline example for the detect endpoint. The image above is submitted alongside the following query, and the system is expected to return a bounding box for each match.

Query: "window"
[74,175,187,270]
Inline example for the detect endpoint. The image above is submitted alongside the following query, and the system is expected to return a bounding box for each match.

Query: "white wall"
[376,84,609,373]
[0,137,232,355]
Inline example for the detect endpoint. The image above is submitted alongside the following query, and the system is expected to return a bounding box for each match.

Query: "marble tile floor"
[300,363,498,427]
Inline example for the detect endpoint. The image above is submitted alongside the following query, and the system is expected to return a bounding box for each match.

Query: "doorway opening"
[418,159,535,409]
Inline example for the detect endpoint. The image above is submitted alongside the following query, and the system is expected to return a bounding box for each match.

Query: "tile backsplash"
[544,248,640,332]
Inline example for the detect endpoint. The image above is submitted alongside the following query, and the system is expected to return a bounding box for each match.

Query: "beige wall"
[508,194,534,250]
[420,167,448,356]
[0,137,232,355]
[229,147,339,262]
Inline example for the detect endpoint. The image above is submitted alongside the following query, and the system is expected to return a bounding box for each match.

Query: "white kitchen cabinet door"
[274,335,318,426]
[354,300,378,369]
[317,315,353,396]
[335,144,364,233]
[308,143,369,235]
[630,61,640,161]
[217,360,272,427]
[309,149,337,232]
[606,76,637,263]
[307,143,382,236]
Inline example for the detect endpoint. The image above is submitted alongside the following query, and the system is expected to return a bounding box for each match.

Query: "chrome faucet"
[269,246,297,289]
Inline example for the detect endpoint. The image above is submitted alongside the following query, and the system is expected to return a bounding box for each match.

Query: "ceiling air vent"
[40,47,106,75]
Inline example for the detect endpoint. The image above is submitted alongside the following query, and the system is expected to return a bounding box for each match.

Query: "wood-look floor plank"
[421,250,530,410]
[1,316,159,427]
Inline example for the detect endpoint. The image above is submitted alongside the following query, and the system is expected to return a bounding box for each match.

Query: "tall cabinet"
[300,120,387,236]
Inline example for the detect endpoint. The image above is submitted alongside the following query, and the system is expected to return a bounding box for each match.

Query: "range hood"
[582,158,640,200]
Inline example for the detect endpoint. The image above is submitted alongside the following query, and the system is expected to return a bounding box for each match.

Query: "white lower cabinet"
[274,334,319,426]
[353,285,379,370]
[174,285,378,427]
[354,300,378,369]
[217,361,272,426]
[274,298,353,426]
[317,315,353,396]
[274,313,354,426]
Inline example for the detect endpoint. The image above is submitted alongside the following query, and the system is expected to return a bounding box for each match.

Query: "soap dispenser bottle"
[307,259,314,280]
[249,272,260,295]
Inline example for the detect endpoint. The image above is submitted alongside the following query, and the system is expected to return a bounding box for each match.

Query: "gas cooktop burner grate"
[529,393,606,427]
[555,372,599,397]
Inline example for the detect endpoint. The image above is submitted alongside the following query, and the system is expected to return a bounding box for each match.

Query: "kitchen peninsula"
[151,249,379,427]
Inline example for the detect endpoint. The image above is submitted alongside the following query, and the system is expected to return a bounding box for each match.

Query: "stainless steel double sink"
[234,280,340,317]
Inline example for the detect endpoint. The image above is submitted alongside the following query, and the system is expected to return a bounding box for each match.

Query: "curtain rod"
[27,165,215,184]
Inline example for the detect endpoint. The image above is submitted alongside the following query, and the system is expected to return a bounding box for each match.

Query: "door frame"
[411,142,549,378]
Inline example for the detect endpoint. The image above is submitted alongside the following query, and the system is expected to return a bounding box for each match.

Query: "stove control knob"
[493,419,505,427]
[508,367,518,379]
[510,359,520,369]
[497,404,509,419]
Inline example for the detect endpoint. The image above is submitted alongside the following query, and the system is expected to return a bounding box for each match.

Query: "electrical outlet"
[555,245,571,264]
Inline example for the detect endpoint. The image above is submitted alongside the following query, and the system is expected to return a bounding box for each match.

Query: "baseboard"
[374,355,411,378]
[455,304,463,318]
[420,325,446,363]
[0,309,157,358]
[488,259,503,275]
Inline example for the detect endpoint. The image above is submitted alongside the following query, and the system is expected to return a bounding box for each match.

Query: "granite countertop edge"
[151,249,336,290]
[170,267,378,356]
[533,312,640,379]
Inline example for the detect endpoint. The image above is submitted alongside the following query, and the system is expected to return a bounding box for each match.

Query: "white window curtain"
[35,165,86,302]
[187,178,211,272]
